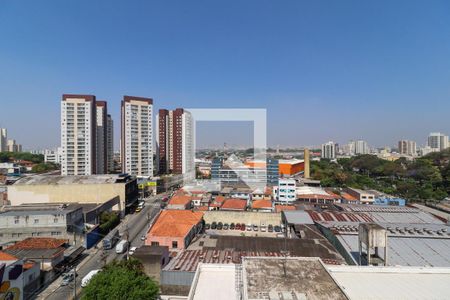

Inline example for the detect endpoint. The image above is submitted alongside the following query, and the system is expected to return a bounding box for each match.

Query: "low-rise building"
[345,187,375,204]
[273,178,296,204]
[220,199,247,211]
[0,203,84,247]
[145,210,203,250]
[167,194,193,210]
[8,174,138,215]
[251,200,273,212]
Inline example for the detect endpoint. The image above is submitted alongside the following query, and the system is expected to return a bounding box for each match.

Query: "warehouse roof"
[282,210,314,224]
[14,174,133,185]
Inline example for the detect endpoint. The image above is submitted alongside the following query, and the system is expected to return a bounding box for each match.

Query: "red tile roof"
[7,238,67,250]
[221,199,247,211]
[252,200,273,209]
[275,205,296,213]
[341,192,358,201]
[168,195,193,206]
[0,251,18,261]
[149,210,204,238]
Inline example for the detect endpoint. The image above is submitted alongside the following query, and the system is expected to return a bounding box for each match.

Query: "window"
[172,241,178,249]
[54,218,59,223]
[151,241,159,246]
[34,219,39,224]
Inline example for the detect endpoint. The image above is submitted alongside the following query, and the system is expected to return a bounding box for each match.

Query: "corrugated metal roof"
[328,265,450,300]
[283,210,314,224]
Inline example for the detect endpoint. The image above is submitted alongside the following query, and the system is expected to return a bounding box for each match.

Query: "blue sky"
[1,0,450,149]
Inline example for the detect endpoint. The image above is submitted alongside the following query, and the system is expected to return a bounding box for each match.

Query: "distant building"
[157,108,194,178]
[398,140,417,156]
[106,114,114,173]
[0,128,7,152]
[321,141,336,159]
[428,132,449,152]
[7,140,22,153]
[345,187,375,204]
[44,147,62,164]
[354,140,370,155]
[121,96,154,178]
[61,94,97,175]
[95,101,108,174]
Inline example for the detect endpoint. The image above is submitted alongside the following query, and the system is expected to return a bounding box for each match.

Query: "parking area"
[204,222,284,238]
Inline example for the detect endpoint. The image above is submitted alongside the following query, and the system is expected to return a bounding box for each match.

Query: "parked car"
[217,222,223,230]
[240,223,246,231]
[274,225,281,233]
[128,246,137,256]
[260,223,267,232]
[205,223,211,230]
[246,224,252,231]
[253,224,259,231]
[140,235,147,241]
[230,223,235,230]
[235,223,240,230]
[61,272,76,286]
[268,224,274,232]
[223,223,229,230]
[211,222,217,229]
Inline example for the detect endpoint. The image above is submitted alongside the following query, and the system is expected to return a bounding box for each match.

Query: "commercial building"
[273,178,296,204]
[345,187,375,204]
[157,108,194,178]
[44,148,62,164]
[0,203,84,247]
[398,140,417,156]
[106,114,114,173]
[428,132,449,152]
[295,186,341,204]
[61,94,97,175]
[8,174,138,215]
[145,210,203,250]
[245,159,304,177]
[321,141,336,159]
[121,96,154,178]
[95,101,108,174]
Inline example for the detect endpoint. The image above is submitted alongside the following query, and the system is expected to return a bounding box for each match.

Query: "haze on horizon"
[1,1,450,150]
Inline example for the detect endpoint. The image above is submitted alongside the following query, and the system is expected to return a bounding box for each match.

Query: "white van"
[115,240,128,254]
[81,270,101,288]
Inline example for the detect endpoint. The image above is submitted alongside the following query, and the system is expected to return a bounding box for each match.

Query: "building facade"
[354,140,370,155]
[321,141,336,159]
[428,132,449,152]
[96,101,108,174]
[107,114,114,173]
[157,108,194,177]
[61,94,97,175]
[44,147,63,164]
[398,140,417,156]
[273,178,296,204]
[7,140,22,153]
[0,128,7,152]
[121,96,154,178]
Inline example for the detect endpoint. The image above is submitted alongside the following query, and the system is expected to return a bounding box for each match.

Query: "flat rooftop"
[0,203,81,216]
[188,264,237,300]
[14,174,134,185]
[243,257,347,300]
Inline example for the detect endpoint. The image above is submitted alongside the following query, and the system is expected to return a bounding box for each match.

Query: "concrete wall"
[204,211,282,226]
[8,184,126,212]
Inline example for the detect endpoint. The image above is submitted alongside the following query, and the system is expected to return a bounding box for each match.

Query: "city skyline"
[1,1,450,149]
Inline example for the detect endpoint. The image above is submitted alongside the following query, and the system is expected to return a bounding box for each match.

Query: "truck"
[103,229,120,250]
[115,239,128,254]
[81,270,101,288]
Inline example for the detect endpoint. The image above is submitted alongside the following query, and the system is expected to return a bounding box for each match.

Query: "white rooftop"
[188,264,237,300]
[328,265,450,300]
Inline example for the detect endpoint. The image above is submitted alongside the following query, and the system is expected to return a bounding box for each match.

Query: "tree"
[82,258,159,300]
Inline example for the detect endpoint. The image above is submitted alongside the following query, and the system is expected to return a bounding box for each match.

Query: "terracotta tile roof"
[221,199,247,211]
[149,210,204,238]
[214,196,226,203]
[275,205,296,213]
[168,195,193,206]
[297,193,338,200]
[0,251,18,261]
[341,192,358,201]
[7,238,67,250]
[252,200,273,209]
[196,206,209,211]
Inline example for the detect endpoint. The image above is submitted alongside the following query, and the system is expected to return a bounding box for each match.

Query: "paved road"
[36,195,163,300]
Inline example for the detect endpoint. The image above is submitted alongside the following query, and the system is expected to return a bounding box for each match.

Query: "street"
[35,194,163,300]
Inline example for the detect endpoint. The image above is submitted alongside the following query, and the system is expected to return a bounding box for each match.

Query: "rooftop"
[0,203,81,217]
[188,264,237,300]
[275,205,296,213]
[7,237,67,250]
[168,195,193,206]
[14,174,134,185]
[0,251,18,261]
[148,210,203,238]
[251,200,273,209]
[243,257,347,300]
[221,199,247,210]
[282,210,314,225]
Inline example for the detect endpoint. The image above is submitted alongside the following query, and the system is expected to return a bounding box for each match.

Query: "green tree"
[82,258,159,300]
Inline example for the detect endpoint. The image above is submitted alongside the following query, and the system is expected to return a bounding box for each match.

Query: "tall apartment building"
[0,128,7,152]
[96,101,108,174]
[321,141,336,159]
[398,140,417,156]
[354,140,370,155]
[428,132,449,152]
[61,94,97,175]
[121,96,154,178]
[7,139,22,152]
[157,108,194,176]
[107,114,114,173]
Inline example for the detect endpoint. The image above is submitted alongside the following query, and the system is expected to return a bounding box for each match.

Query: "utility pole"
[73,266,77,300]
